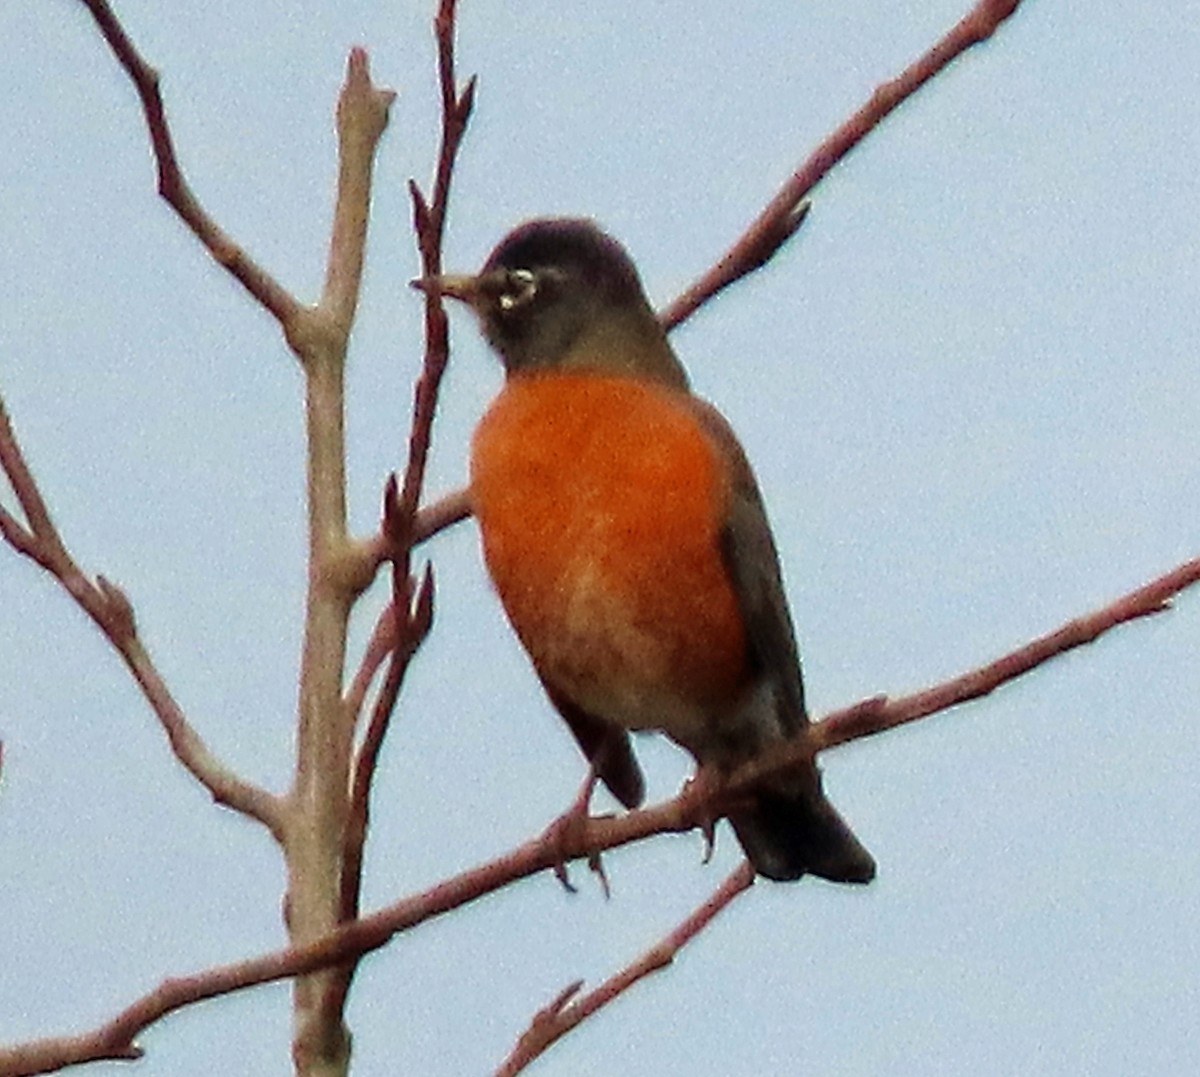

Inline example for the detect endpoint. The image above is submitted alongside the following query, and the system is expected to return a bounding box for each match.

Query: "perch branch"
[10,553,1195,1077]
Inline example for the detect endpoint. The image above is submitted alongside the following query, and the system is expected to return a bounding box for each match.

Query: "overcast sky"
[3,2,1200,1075]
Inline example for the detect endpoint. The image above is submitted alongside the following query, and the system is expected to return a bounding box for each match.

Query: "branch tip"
[544,980,585,1018]
[457,75,478,120]
[414,563,435,632]
[96,573,137,641]
[409,180,432,238]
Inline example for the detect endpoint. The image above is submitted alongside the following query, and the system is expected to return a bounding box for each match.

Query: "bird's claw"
[541,768,603,894]
[683,766,726,865]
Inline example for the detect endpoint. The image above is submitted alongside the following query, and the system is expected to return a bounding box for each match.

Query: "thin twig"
[344,0,474,914]
[495,863,756,1076]
[325,0,475,1023]
[413,487,472,545]
[658,0,1024,329]
[814,554,1198,749]
[0,397,285,836]
[733,556,1200,792]
[342,603,399,729]
[76,0,300,328]
[402,0,476,519]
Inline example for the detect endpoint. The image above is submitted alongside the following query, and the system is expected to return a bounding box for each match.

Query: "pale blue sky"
[3,3,1199,1075]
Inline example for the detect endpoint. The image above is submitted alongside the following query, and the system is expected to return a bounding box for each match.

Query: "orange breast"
[470,372,749,742]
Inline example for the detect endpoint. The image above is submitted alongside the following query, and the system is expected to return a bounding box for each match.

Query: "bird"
[413,218,874,883]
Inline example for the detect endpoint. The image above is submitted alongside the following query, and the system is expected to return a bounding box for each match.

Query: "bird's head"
[412,218,687,387]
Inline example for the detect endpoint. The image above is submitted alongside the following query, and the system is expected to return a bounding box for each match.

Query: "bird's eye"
[497,268,538,312]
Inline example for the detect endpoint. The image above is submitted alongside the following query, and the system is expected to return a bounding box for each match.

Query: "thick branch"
[285,49,395,1077]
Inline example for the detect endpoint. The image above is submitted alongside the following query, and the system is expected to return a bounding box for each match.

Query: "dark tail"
[729,780,875,884]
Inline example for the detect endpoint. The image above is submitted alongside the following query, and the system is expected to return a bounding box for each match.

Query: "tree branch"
[658,0,1025,329]
[76,0,301,329]
[0,397,285,837]
[494,863,756,1076]
[325,0,475,1022]
[282,48,396,1077]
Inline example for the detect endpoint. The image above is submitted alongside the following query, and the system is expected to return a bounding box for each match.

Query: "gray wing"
[687,397,808,734]
[687,397,875,883]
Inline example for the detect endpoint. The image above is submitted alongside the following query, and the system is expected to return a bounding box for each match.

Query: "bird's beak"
[409,273,481,306]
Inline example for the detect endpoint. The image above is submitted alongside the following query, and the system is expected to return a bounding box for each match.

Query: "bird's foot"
[541,768,609,895]
[682,766,728,864]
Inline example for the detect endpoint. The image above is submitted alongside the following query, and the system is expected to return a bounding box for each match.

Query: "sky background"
[3,2,1200,1074]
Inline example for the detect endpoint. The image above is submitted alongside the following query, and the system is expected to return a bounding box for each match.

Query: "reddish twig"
[402,0,476,520]
[76,0,300,328]
[495,862,756,1076]
[658,0,1024,329]
[735,555,1200,792]
[342,602,400,730]
[338,495,436,930]
[340,0,475,877]
[0,909,421,1077]
[325,0,475,1022]
[343,486,472,713]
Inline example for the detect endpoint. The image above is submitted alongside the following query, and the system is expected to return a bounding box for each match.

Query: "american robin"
[415,218,874,883]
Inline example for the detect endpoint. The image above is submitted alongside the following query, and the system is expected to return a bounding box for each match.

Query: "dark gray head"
[414,218,687,387]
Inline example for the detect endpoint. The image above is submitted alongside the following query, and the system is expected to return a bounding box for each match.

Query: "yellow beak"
[409,273,481,305]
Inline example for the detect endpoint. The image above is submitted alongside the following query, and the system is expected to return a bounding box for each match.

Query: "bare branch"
[495,863,756,1076]
[413,487,473,546]
[285,47,396,1076]
[76,0,300,328]
[1,395,285,835]
[813,554,1200,750]
[342,0,475,887]
[320,50,397,336]
[0,912,414,1077]
[342,601,399,730]
[658,0,1025,329]
[322,0,475,1023]
[402,0,476,521]
[0,398,64,559]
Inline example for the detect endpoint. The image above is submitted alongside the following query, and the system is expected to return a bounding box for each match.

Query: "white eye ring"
[498,268,537,312]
